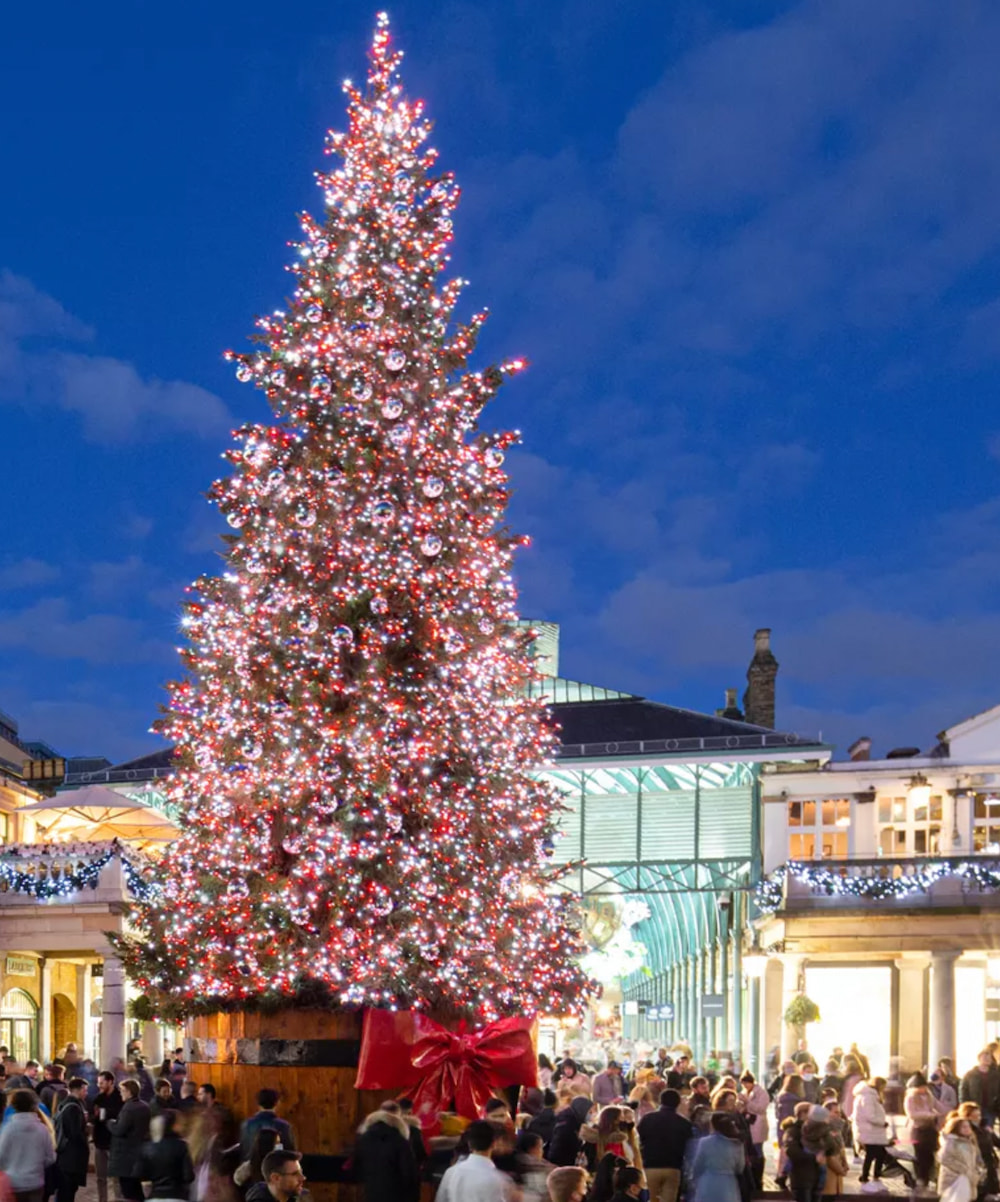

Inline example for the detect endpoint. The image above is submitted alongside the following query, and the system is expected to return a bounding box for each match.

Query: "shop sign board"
[700,993,725,1018]
[646,1003,675,1021]
[5,956,36,977]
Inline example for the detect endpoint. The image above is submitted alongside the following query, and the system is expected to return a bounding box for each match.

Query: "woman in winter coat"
[853,1078,891,1185]
[738,1072,768,1189]
[107,1081,151,1202]
[353,1106,419,1202]
[0,1089,56,1202]
[938,1115,985,1202]
[904,1073,947,1189]
[774,1076,805,1190]
[839,1057,864,1123]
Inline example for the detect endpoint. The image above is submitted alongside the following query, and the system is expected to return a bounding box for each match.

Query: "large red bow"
[355,1009,537,1124]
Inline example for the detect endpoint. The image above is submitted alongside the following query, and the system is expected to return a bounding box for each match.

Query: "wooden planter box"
[186,1009,393,1202]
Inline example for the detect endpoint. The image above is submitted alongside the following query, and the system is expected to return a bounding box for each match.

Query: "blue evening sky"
[2,0,999,762]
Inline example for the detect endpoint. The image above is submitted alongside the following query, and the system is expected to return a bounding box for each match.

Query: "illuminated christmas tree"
[117,14,591,1021]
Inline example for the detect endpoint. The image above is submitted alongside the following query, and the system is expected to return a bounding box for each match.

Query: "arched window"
[0,988,38,1064]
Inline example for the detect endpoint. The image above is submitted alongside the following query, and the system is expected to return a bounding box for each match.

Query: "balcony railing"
[0,841,156,904]
[755,855,1000,913]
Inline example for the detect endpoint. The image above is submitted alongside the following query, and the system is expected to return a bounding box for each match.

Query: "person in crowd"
[957,1101,1000,1202]
[138,1111,195,1202]
[684,1077,712,1132]
[938,1114,985,1202]
[593,1063,625,1108]
[197,1084,217,1111]
[593,1106,641,1167]
[849,1044,871,1079]
[519,1088,546,1120]
[838,1056,865,1123]
[235,1128,283,1197]
[606,1164,644,1202]
[772,1072,805,1189]
[665,1057,692,1092]
[738,1071,768,1189]
[689,1112,745,1202]
[526,1089,561,1154]
[939,1058,961,1092]
[553,1060,591,1096]
[240,1090,295,1158]
[961,1050,1000,1130]
[585,1153,625,1202]
[854,1077,892,1185]
[933,1069,960,1112]
[127,1060,155,1105]
[39,1067,68,1117]
[436,1119,507,1202]
[546,1166,588,1202]
[783,1103,826,1202]
[791,1040,812,1067]
[150,1079,175,1119]
[6,1061,42,1093]
[538,1055,554,1091]
[353,1102,419,1202]
[818,1060,843,1100]
[626,1085,654,1122]
[177,1081,199,1116]
[107,1079,151,1202]
[513,1129,551,1202]
[767,1060,796,1100]
[905,1072,947,1189]
[549,1097,593,1167]
[484,1097,513,1126]
[799,1064,820,1104]
[89,1070,124,1202]
[395,1097,426,1174]
[246,1149,304,1202]
[53,1077,89,1202]
[0,1089,56,1202]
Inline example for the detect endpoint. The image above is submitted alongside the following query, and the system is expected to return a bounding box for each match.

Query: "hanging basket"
[783,994,820,1026]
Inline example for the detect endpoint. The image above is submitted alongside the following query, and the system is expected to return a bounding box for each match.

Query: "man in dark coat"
[353,1105,419,1202]
[107,1080,151,1202]
[54,1077,90,1202]
[637,1089,693,1202]
[89,1070,124,1202]
[961,1050,1000,1129]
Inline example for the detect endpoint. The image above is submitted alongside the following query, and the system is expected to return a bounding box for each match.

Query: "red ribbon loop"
[356,1009,537,1125]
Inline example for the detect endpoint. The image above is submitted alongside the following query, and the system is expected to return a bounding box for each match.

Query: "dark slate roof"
[551,697,822,758]
[110,748,176,772]
[66,756,113,775]
[63,746,176,786]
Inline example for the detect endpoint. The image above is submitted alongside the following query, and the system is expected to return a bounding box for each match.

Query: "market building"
[0,716,178,1067]
[753,702,1000,1078]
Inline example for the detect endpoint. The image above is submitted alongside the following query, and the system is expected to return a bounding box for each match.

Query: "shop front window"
[788,798,850,859]
[973,793,1000,852]
[877,793,943,856]
[0,988,37,1064]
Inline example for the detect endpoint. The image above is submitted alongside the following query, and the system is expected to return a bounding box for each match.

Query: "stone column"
[747,977,761,1077]
[779,953,806,1060]
[928,950,960,1069]
[39,959,52,1063]
[141,1021,163,1065]
[101,956,127,1069]
[75,965,90,1054]
[894,956,930,1074]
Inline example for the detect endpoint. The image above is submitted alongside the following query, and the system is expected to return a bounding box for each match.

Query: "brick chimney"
[743,628,778,728]
[848,736,871,762]
[716,688,744,721]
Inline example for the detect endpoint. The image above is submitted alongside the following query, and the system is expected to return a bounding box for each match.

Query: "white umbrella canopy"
[16,785,180,849]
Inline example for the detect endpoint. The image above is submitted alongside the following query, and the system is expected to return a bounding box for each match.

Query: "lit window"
[788,799,851,860]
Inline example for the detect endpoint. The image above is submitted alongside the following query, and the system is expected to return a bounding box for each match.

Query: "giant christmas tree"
[118,14,591,1023]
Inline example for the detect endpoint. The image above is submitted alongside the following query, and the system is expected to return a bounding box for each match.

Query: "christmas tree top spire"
[115,14,593,1022]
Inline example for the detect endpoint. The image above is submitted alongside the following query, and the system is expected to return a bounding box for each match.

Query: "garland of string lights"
[0,848,158,902]
[755,859,1000,912]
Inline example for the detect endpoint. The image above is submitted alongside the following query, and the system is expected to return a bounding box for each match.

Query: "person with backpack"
[53,1078,89,1202]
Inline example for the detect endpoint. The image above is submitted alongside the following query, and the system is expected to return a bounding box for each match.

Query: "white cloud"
[0,270,232,442]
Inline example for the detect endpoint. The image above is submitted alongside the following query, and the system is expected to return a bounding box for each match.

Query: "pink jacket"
[904,1087,947,1142]
[741,1084,769,1144]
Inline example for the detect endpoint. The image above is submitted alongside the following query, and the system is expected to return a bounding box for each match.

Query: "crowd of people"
[0,1043,300,1202]
[350,1041,1000,1202]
